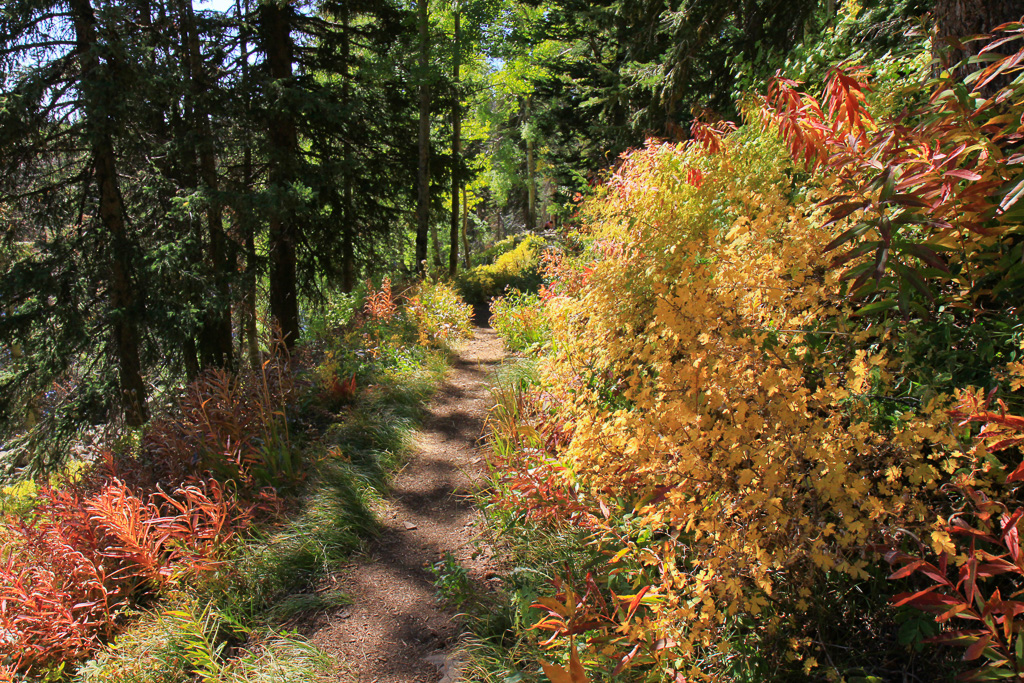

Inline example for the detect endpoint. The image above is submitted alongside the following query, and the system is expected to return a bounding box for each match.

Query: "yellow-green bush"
[489,291,549,353]
[457,235,546,304]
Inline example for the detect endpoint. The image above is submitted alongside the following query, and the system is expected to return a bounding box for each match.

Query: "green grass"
[76,596,334,683]
[215,348,448,621]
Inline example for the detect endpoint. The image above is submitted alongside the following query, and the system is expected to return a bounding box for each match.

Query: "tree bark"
[524,96,537,232]
[449,9,461,277]
[462,186,470,269]
[70,0,149,425]
[237,0,260,369]
[261,0,300,349]
[342,3,356,292]
[415,0,431,276]
[934,0,1022,82]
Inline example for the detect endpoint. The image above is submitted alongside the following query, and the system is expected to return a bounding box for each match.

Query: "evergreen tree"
[0,0,155,430]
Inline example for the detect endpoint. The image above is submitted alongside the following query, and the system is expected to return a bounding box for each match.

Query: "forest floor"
[306,317,504,683]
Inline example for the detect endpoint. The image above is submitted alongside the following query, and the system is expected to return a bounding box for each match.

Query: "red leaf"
[894,588,962,610]
[945,169,983,182]
[888,560,925,580]
[612,644,640,676]
[963,633,991,661]
[626,586,650,621]
[1006,460,1024,483]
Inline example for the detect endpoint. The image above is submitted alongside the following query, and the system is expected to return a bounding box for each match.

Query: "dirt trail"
[309,324,504,682]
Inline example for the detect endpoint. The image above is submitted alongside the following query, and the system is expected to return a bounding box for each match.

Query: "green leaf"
[854,299,898,316]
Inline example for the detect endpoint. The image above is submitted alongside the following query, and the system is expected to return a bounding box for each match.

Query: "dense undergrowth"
[456,20,1024,683]
[0,279,473,682]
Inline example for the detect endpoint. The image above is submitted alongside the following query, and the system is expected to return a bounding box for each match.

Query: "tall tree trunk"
[415,0,431,276]
[462,186,470,269]
[341,3,356,292]
[430,213,442,267]
[180,0,233,369]
[524,96,537,232]
[261,0,300,349]
[496,207,504,240]
[448,9,461,277]
[70,0,148,425]
[238,0,260,369]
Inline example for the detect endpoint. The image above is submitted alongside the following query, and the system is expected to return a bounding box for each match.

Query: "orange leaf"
[541,661,573,683]
[626,586,650,621]
[569,649,589,683]
[536,597,570,618]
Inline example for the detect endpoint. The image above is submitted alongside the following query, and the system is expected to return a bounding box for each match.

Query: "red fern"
[0,491,120,672]
[364,277,398,320]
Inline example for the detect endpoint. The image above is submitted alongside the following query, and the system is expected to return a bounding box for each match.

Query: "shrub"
[457,235,546,304]
[0,488,119,675]
[883,370,1024,682]
[0,479,248,676]
[489,291,549,353]
[478,40,1024,674]
[406,280,474,347]
[471,234,527,267]
[363,277,398,321]
[303,290,359,344]
[116,336,298,496]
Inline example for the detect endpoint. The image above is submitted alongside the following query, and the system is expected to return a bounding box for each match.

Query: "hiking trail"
[308,322,505,682]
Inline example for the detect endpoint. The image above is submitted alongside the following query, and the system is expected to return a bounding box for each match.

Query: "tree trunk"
[462,186,470,269]
[261,0,300,349]
[70,0,148,425]
[449,10,461,277]
[180,0,233,369]
[342,4,356,292]
[415,0,431,276]
[524,96,537,232]
[430,214,443,267]
[934,0,1022,82]
[237,0,260,369]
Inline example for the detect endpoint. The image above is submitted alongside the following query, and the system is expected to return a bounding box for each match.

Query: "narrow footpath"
[309,322,505,682]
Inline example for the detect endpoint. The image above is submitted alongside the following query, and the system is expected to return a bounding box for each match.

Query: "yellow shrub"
[538,133,963,659]
[458,235,545,304]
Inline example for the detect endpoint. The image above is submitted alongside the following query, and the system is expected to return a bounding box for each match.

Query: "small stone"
[403,521,418,530]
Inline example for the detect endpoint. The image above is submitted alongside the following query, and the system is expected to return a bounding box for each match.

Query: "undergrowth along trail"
[308,322,505,683]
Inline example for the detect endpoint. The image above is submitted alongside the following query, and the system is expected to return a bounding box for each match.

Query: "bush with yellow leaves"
[517,128,978,679]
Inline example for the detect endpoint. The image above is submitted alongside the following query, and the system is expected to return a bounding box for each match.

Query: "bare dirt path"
[309,323,504,682]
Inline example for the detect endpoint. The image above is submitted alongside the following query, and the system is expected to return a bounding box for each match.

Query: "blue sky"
[192,0,236,12]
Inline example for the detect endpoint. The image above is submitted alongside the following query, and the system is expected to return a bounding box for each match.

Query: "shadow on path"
[309,325,505,683]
